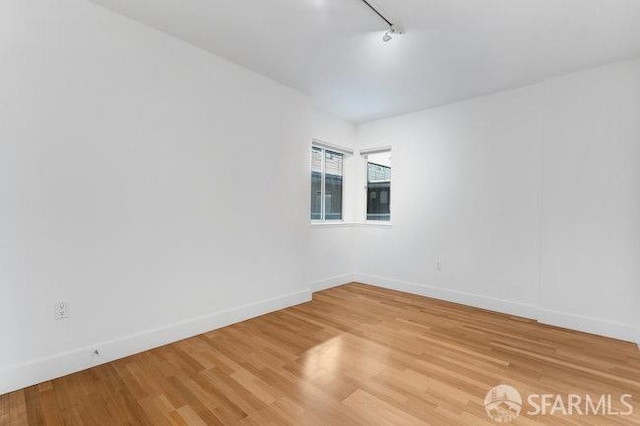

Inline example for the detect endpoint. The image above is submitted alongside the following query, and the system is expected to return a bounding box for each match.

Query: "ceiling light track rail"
[359,0,393,28]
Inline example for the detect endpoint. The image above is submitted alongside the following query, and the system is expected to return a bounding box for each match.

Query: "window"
[365,151,391,221]
[311,146,344,221]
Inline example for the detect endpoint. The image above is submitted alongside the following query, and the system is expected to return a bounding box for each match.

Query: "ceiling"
[91,0,640,123]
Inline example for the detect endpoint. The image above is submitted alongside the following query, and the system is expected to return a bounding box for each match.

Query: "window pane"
[366,152,391,221]
[310,147,322,220]
[324,150,343,220]
[311,146,323,173]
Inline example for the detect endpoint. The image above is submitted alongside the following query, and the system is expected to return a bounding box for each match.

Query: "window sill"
[310,221,355,228]
[356,222,393,228]
[310,221,393,228]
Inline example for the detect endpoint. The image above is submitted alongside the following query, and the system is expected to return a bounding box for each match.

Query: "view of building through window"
[366,151,391,221]
[311,146,343,220]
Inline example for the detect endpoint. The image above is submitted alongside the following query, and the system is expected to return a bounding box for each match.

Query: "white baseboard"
[353,273,638,344]
[0,289,311,396]
[537,308,639,344]
[309,274,355,292]
[353,273,539,319]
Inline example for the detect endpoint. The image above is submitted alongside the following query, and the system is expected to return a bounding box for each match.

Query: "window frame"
[310,140,352,223]
[360,147,392,224]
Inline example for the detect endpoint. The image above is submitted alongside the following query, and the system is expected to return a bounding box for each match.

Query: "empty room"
[1,0,639,424]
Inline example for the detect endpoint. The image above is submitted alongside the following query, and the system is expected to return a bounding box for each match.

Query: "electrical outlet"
[54,301,70,320]
[435,261,443,271]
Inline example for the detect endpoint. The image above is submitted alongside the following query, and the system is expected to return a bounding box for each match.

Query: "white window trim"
[313,138,354,155]
[358,221,393,227]
[310,221,356,228]
[311,142,349,223]
[359,145,392,156]
[361,146,392,224]
[310,221,391,228]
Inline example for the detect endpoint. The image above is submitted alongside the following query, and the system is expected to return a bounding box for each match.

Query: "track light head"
[382,26,398,43]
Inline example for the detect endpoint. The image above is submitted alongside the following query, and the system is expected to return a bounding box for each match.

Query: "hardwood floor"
[2,283,639,425]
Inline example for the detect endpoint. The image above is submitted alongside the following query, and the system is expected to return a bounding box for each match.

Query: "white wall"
[0,0,354,394]
[354,85,543,317]
[355,58,640,343]
[538,61,640,337]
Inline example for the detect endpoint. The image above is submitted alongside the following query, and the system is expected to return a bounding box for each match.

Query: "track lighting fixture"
[358,0,401,42]
[382,26,397,43]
